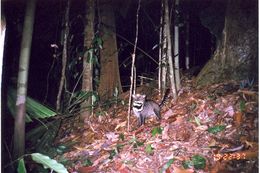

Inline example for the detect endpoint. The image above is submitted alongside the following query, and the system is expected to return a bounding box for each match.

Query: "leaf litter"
[54,80,258,172]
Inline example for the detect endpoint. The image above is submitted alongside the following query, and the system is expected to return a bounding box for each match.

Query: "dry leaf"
[164,109,174,119]
[162,124,170,140]
[224,106,234,116]
[234,111,243,126]
[244,140,258,149]
[195,125,208,131]
[208,139,217,147]
[115,121,127,130]
[105,132,119,142]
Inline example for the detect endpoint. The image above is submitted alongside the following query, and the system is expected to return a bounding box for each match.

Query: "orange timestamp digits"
[213,153,246,161]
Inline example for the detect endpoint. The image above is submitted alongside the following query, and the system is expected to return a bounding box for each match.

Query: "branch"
[56,0,70,112]
[127,0,141,131]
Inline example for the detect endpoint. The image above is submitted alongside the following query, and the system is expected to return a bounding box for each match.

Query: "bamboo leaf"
[8,89,57,122]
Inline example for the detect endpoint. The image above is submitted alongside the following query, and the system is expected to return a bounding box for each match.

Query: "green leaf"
[31,153,68,173]
[191,155,206,169]
[240,100,246,112]
[189,103,197,111]
[95,37,103,49]
[129,137,136,143]
[26,97,56,119]
[85,48,94,63]
[57,145,67,150]
[119,133,124,141]
[145,144,154,154]
[136,140,144,147]
[109,149,117,159]
[213,109,222,115]
[160,158,175,173]
[90,54,97,65]
[194,116,201,126]
[182,160,193,169]
[56,145,67,154]
[129,137,144,148]
[92,93,98,104]
[151,127,163,137]
[17,158,27,173]
[208,125,226,134]
[83,159,92,166]
[116,143,124,153]
[8,89,57,123]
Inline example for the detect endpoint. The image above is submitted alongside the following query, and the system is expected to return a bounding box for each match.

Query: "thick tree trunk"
[14,0,36,159]
[80,0,95,121]
[165,0,177,99]
[98,0,122,100]
[196,0,257,86]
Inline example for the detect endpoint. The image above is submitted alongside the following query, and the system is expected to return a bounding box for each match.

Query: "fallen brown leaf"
[233,111,243,126]
[244,140,258,149]
[115,121,127,130]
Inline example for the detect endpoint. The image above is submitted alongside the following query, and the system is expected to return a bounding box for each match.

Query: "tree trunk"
[196,0,257,86]
[14,0,36,159]
[1,16,6,112]
[185,13,190,70]
[0,15,6,166]
[56,0,70,112]
[174,0,181,91]
[165,0,177,99]
[158,0,163,95]
[80,0,95,121]
[98,0,122,100]
[161,0,168,95]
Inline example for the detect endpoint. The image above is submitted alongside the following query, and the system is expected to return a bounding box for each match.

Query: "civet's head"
[132,94,146,111]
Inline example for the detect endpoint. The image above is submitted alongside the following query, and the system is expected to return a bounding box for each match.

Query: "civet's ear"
[141,94,146,99]
[132,94,136,99]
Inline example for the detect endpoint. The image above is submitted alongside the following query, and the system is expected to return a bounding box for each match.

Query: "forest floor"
[55,77,258,173]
